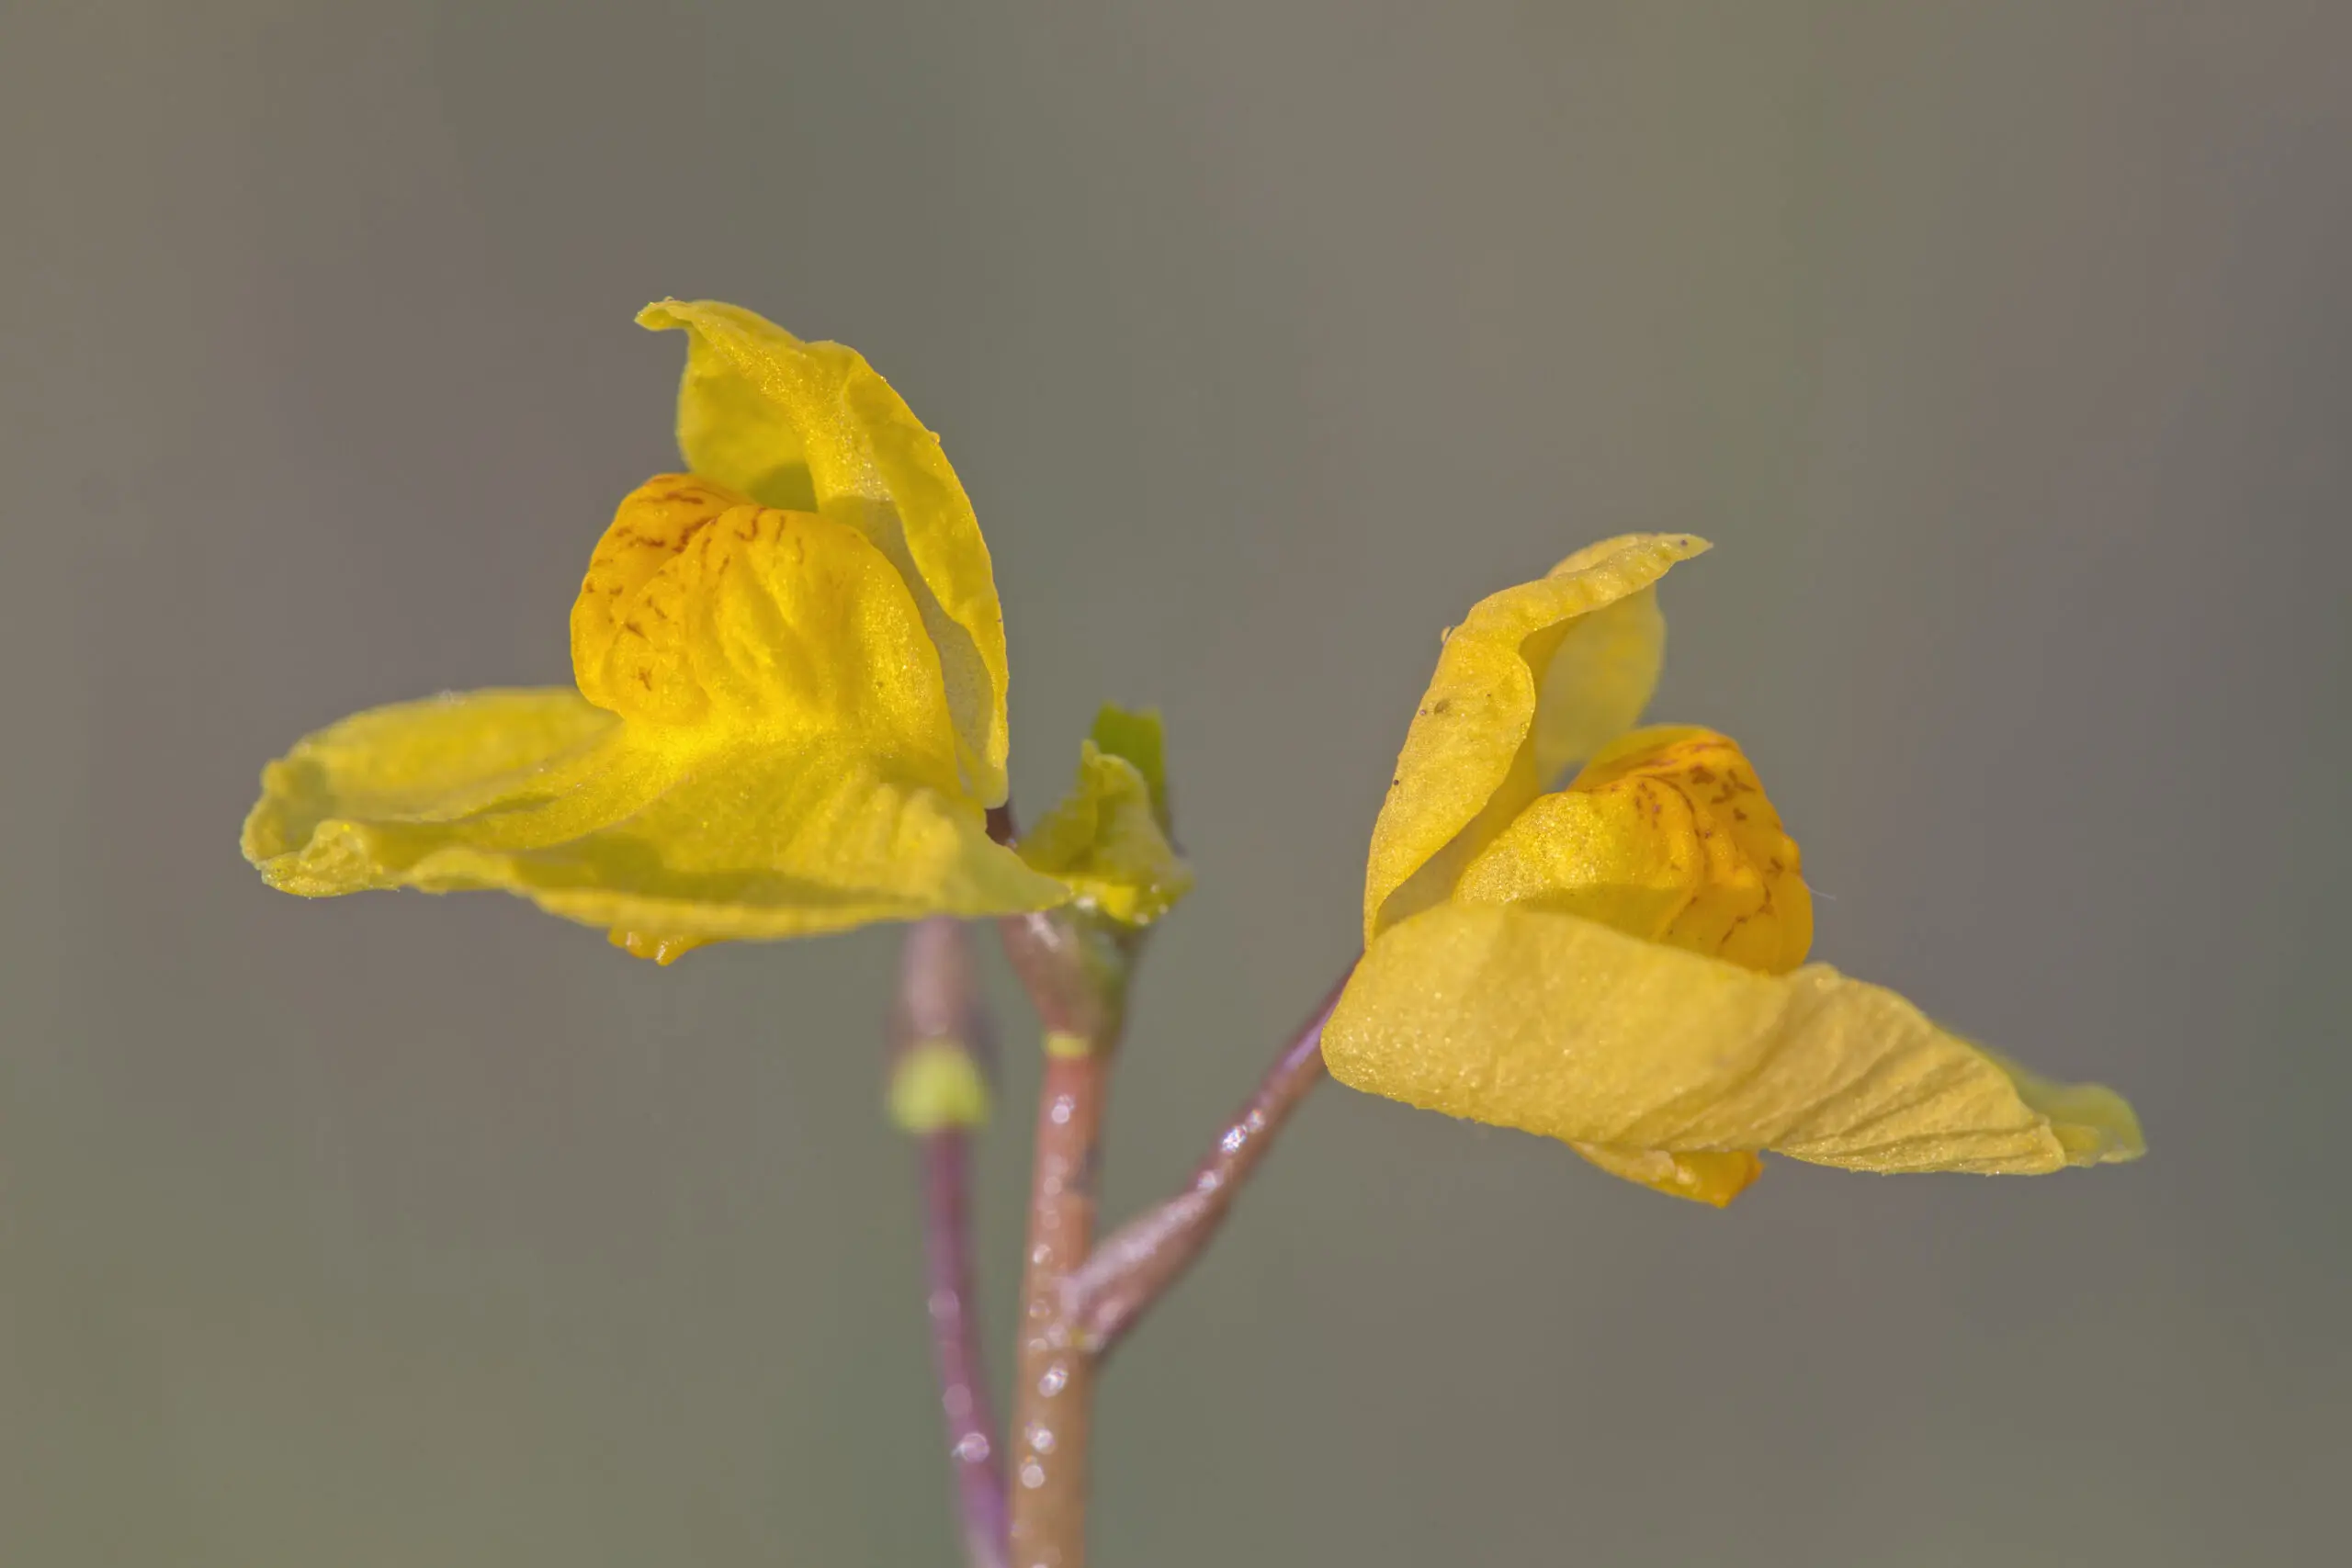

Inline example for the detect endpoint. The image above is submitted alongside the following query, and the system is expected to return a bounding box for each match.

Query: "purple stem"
[922,1127,1010,1568]
[893,919,1009,1568]
[1065,970,1351,1355]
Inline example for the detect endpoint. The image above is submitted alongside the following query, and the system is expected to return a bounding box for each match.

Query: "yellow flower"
[242,300,1069,957]
[1323,535,2143,1205]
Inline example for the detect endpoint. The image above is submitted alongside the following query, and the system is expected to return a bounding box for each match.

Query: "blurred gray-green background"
[6,3,2347,1564]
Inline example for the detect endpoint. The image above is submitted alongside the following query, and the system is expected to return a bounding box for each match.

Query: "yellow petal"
[569,475,966,757]
[1019,724,1193,927]
[1527,538,1680,786]
[638,300,1011,805]
[607,930,712,965]
[1456,726,1813,976]
[242,687,640,891]
[568,474,752,728]
[1363,535,1710,943]
[244,474,1069,943]
[1324,903,2144,1177]
[245,693,1068,940]
[1568,1144,1764,1207]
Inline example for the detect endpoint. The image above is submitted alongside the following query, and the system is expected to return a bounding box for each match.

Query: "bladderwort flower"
[1321,534,2145,1205]
[242,300,1182,962]
[237,328,2145,1564]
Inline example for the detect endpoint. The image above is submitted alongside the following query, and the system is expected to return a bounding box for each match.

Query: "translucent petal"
[1324,903,2144,1176]
[1528,538,1678,786]
[638,300,1011,804]
[1019,729,1193,928]
[1363,535,1710,942]
[243,691,1068,941]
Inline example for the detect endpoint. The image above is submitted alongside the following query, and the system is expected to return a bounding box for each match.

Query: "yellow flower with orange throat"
[242,301,1185,960]
[1321,536,2143,1205]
